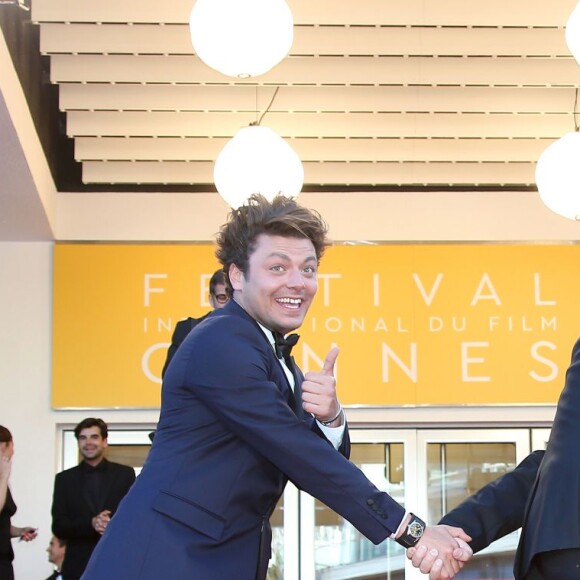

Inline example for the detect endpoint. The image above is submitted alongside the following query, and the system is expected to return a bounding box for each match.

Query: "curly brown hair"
[0,425,13,443]
[215,195,330,290]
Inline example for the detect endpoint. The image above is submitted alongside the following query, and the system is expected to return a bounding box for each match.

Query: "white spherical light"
[535,132,580,220]
[566,2,580,65]
[214,125,304,209]
[190,0,294,78]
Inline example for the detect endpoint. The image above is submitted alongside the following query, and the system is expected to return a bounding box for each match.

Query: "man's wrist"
[320,403,343,426]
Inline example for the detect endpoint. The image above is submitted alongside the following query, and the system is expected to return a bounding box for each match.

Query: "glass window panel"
[427,442,519,580]
[268,496,284,580]
[531,428,550,451]
[313,443,406,580]
[99,443,151,474]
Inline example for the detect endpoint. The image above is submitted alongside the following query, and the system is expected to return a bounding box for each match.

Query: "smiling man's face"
[229,234,318,335]
[77,426,108,465]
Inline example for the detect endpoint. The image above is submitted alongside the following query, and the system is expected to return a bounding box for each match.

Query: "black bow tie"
[274,332,300,359]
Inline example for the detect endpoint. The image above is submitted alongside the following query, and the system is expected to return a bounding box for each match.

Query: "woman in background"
[0,425,37,580]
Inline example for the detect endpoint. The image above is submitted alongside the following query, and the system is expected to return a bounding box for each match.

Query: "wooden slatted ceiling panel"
[39,25,569,57]
[48,56,580,87]
[28,0,580,187]
[65,112,573,139]
[59,85,579,114]
[30,0,578,27]
[82,161,534,186]
[74,137,549,162]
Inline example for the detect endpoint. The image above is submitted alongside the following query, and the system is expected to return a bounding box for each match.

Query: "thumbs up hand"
[301,347,343,426]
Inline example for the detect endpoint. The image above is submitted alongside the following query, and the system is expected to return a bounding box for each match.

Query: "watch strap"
[394,513,426,548]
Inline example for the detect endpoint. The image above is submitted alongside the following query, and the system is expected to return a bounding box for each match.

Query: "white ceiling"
[29,0,580,189]
[3,0,580,242]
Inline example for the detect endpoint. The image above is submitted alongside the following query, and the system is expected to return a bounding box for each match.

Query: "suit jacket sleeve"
[439,449,544,553]
[178,317,405,544]
[308,418,350,457]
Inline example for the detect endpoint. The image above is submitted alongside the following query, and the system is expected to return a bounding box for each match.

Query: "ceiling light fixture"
[213,87,304,209]
[566,1,580,65]
[189,0,294,78]
[535,90,580,221]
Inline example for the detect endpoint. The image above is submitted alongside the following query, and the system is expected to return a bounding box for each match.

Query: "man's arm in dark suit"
[162,319,193,378]
[184,319,407,542]
[439,449,544,553]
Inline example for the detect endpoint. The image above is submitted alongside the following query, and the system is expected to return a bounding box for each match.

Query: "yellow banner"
[52,243,580,408]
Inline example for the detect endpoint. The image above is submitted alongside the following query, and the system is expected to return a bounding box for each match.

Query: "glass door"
[294,428,532,580]
[299,429,418,580]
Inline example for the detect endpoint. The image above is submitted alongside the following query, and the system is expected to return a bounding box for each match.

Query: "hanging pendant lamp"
[214,125,304,209]
[189,0,294,78]
[535,132,580,220]
[543,8,580,220]
[566,2,580,65]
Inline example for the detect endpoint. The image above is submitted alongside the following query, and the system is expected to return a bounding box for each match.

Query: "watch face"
[409,520,424,538]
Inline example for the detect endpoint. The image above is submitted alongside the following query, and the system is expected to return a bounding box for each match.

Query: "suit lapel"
[222,301,303,417]
[285,355,304,419]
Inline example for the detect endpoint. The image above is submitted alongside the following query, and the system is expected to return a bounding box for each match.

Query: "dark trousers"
[0,560,14,580]
[526,548,580,579]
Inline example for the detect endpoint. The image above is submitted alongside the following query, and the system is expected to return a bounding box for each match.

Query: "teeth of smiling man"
[277,298,301,308]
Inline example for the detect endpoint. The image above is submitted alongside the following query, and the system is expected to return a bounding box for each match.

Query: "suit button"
[367,498,375,506]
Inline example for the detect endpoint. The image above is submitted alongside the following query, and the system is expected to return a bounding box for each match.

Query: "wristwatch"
[395,513,426,548]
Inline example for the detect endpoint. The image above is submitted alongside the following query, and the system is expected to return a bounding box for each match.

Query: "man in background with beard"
[51,418,135,579]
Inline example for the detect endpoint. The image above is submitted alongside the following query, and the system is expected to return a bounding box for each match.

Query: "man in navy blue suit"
[407,338,580,580]
[82,194,471,580]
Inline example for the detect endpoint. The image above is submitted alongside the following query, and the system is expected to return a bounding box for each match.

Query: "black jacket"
[51,459,135,579]
[161,314,210,378]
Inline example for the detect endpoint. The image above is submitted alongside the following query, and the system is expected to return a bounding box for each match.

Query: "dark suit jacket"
[82,300,407,580]
[52,459,135,580]
[161,314,208,378]
[441,337,580,579]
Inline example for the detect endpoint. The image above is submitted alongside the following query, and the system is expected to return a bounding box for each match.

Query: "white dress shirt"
[258,324,345,450]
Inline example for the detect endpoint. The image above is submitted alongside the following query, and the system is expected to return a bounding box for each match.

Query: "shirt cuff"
[390,510,410,539]
[317,421,345,450]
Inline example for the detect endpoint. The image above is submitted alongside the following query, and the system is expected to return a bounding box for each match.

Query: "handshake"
[395,513,473,579]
